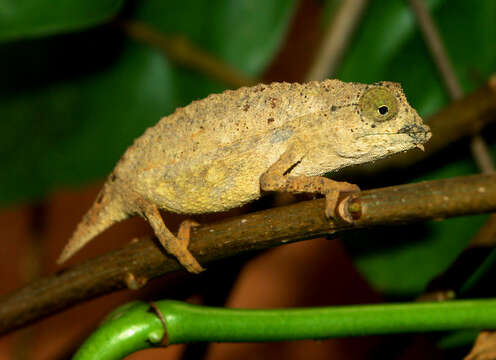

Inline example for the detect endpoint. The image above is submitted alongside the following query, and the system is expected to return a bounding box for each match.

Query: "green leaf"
[134,0,297,76]
[0,0,125,42]
[0,0,297,205]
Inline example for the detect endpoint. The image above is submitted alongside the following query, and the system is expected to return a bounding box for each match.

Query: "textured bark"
[1,173,496,335]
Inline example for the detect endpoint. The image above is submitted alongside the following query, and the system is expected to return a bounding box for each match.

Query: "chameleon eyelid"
[359,87,398,122]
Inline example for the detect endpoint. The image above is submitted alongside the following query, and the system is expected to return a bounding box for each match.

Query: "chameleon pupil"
[378,106,388,115]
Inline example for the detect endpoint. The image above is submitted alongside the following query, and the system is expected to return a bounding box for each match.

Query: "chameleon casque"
[58,80,431,273]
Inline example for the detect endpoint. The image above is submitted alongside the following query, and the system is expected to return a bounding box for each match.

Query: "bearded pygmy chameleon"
[58,80,431,273]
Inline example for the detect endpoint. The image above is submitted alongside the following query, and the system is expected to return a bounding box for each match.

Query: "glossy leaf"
[0,0,297,204]
[0,0,125,42]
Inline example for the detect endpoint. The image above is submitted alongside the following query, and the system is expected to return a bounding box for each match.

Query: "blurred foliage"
[337,0,496,296]
[0,0,297,204]
[1,0,496,299]
[0,0,124,42]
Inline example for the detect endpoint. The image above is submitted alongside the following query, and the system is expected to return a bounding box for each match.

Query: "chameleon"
[58,80,431,274]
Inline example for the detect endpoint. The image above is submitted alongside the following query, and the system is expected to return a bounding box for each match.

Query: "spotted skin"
[58,80,431,274]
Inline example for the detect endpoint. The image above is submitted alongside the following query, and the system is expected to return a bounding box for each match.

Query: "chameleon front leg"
[141,204,204,274]
[260,145,360,218]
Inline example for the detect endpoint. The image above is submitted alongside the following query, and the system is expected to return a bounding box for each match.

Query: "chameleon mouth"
[338,130,430,159]
[357,131,429,141]
[398,124,431,144]
[357,124,431,145]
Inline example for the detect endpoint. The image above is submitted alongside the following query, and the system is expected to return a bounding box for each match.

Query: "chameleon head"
[332,81,431,163]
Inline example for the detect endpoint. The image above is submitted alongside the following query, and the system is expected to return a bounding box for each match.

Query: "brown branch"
[1,174,496,335]
[120,21,257,88]
[305,0,368,81]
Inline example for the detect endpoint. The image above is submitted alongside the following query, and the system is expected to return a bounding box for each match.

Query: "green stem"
[73,299,496,360]
[73,301,165,360]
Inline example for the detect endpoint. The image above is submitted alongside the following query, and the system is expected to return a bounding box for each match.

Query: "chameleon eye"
[359,87,398,122]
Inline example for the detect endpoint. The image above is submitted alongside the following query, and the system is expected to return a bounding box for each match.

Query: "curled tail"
[57,184,129,264]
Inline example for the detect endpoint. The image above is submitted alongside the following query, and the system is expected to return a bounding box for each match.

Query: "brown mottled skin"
[58,80,431,273]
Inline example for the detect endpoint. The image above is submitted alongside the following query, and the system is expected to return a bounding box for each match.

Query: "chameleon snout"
[398,123,431,144]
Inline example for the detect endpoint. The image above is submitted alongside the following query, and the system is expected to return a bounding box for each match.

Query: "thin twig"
[305,0,367,81]
[408,0,494,173]
[408,0,462,99]
[471,136,496,175]
[1,174,496,335]
[120,21,256,88]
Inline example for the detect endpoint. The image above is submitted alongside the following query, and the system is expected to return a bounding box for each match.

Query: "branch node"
[338,195,361,222]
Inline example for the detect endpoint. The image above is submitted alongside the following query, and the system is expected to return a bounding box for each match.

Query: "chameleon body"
[58,80,431,273]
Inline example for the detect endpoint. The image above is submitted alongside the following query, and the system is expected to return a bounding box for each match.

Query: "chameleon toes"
[141,204,204,273]
[174,246,204,274]
[324,183,360,219]
[176,219,204,273]
[177,219,200,248]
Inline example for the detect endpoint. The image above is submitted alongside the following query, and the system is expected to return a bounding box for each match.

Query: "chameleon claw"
[178,250,204,274]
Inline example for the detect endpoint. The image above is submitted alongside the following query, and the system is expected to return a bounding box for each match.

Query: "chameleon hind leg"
[141,204,204,274]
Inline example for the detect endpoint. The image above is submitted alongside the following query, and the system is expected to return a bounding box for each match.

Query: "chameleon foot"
[175,219,204,274]
[173,244,204,274]
[142,205,204,274]
[324,182,360,219]
[177,219,200,248]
